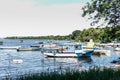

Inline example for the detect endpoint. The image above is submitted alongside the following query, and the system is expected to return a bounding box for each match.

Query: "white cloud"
[0,0,92,37]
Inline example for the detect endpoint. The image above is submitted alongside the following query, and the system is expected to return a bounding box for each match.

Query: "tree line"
[5,26,120,42]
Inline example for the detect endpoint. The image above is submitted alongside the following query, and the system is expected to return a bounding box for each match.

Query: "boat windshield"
[74,45,82,50]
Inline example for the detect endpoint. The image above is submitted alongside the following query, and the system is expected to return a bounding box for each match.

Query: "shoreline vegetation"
[5,26,120,42]
[5,67,120,80]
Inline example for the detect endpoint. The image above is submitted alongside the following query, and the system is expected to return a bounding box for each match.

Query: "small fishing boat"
[44,44,94,58]
[44,52,77,58]
[44,49,93,58]
[75,49,94,57]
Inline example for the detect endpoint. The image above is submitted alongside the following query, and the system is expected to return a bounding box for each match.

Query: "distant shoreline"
[5,26,120,43]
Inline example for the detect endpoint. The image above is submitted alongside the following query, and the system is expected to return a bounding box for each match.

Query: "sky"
[0,0,92,38]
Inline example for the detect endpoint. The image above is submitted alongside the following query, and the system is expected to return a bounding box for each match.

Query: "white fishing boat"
[44,50,93,58]
[44,44,94,58]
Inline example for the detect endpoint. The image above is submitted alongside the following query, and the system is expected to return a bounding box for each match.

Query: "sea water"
[0,39,119,79]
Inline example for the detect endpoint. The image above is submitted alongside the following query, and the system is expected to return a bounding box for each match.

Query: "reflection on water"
[42,57,93,72]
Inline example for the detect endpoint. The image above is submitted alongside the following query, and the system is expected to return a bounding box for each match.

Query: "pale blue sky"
[0,0,92,37]
[34,0,91,5]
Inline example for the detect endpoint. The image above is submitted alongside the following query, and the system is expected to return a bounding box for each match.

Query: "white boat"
[44,44,94,58]
[13,59,23,64]
[44,52,77,58]
[0,46,21,49]
[115,47,120,52]
[44,50,93,58]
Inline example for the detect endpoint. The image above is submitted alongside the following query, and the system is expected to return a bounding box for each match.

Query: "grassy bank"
[4,68,120,80]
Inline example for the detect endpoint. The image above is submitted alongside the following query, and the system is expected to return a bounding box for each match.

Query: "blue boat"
[74,44,94,57]
[75,49,94,57]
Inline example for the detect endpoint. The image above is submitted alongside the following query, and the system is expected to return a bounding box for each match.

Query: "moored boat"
[17,47,41,51]
[0,46,21,49]
[13,59,23,64]
[44,52,77,58]
[44,44,94,58]
[75,49,94,57]
[114,47,120,52]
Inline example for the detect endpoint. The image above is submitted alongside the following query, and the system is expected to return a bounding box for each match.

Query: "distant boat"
[17,47,41,51]
[20,40,23,43]
[13,59,23,64]
[30,41,44,48]
[115,47,120,52]
[0,46,21,49]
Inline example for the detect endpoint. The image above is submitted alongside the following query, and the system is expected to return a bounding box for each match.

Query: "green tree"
[82,0,120,27]
[82,0,120,40]
[71,30,81,41]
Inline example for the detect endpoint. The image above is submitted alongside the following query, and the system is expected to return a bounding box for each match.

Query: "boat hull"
[44,52,78,58]
[44,51,92,58]
[75,50,93,57]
